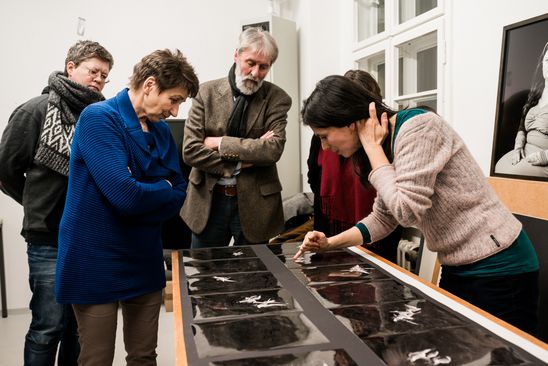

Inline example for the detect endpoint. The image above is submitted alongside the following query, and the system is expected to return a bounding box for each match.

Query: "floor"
[0,306,175,366]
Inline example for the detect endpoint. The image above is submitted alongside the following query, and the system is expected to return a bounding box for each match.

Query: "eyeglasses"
[84,66,110,84]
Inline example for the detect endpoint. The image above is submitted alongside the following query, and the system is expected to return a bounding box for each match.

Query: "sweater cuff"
[367,163,393,182]
[355,222,371,244]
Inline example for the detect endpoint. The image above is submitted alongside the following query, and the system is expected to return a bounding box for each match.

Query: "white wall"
[291,0,346,191]
[0,0,275,310]
[449,0,548,173]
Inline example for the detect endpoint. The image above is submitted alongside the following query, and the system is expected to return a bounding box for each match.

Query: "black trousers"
[439,269,539,336]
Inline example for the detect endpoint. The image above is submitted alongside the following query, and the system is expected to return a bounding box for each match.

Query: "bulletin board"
[488,177,548,219]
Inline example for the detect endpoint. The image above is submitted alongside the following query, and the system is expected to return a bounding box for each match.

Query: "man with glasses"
[0,40,113,365]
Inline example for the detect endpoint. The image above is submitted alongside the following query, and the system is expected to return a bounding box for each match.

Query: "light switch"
[77,17,86,36]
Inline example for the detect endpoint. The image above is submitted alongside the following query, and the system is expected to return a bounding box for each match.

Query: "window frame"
[352,0,445,113]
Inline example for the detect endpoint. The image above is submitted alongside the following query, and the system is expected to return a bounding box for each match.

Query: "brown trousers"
[72,290,162,366]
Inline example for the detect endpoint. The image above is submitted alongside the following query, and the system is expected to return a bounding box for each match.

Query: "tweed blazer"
[181,77,292,243]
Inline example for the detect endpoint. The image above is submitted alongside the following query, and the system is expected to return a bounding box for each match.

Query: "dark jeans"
[439,269,539,336]
[191,193,249,248]
[25,244,79,366]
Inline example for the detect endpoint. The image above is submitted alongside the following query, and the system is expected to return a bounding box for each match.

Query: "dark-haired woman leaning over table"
[296,75,539,337]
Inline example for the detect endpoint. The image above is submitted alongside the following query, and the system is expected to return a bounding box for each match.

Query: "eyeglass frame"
[83,65,110,84]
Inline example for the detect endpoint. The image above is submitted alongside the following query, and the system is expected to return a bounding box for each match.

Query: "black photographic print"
[491,13,548,182]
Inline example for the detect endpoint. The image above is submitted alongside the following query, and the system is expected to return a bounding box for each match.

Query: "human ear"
[350,120,365,131]
[65,61,76,77]
[143,76,156,95]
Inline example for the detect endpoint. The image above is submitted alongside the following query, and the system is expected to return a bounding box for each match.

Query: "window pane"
[417,46,437,92]
[399,0,437,24]
[377,63,386,98]
[357,0,385,41]
[396,31,437,96]
[357,51,386,98]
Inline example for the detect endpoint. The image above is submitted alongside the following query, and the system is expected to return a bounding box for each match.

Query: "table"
[172,243,548,365]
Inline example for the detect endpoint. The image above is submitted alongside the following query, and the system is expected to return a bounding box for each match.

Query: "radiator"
[397,239,420,272]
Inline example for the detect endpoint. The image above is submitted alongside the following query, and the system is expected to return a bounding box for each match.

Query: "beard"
[235,62,264,95]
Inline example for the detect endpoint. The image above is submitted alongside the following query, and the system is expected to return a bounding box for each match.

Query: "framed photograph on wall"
[490,13,548,182]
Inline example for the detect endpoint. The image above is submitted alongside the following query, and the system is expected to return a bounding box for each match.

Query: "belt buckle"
[225,185,236,197]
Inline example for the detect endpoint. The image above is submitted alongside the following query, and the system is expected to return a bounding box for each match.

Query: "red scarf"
[318,149,376,234]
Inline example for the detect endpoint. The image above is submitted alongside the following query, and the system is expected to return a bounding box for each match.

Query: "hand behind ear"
[357,102,389,148]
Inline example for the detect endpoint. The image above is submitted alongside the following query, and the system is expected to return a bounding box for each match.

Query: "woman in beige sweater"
[296,75,539,336]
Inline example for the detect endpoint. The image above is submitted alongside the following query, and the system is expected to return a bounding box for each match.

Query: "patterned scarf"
[227,63,255,137]
[34,71,104,176]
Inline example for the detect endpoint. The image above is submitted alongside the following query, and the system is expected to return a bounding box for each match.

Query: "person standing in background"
[0,40,113,366]
[55,49,198,365]
[182,27,292,248]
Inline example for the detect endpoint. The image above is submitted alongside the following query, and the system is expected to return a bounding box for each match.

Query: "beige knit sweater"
[362,112,521,266]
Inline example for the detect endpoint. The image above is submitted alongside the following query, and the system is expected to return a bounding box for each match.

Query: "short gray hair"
[237,27,279,64]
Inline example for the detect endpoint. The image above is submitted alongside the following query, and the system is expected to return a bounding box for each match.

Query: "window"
[357,0,385,42]
[353,0,443,113]
[396,31,437,110]
[357,51,386,98]
[399,0,438,24]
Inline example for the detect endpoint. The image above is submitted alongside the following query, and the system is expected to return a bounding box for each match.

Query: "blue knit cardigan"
[55,89,186,304]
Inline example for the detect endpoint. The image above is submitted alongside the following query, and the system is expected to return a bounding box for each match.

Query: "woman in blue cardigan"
[55,49,199,365]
